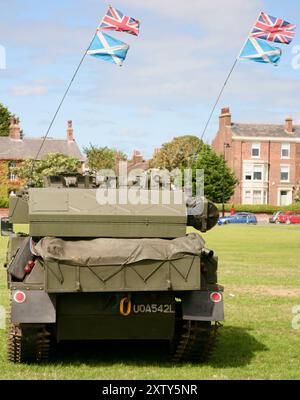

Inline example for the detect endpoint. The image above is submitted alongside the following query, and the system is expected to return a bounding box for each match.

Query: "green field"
[1,225,300,380]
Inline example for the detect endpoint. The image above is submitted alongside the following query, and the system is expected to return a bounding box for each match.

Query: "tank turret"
[8,175,219,237]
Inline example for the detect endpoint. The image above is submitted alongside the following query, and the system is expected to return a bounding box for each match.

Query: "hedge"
[0,197,9,208]
[216,203,300,213]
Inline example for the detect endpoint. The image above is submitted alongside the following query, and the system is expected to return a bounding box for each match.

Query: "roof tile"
[0,137,84,160]
[231,123,300,138]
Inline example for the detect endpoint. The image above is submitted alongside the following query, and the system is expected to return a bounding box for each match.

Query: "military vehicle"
[2,174,223,363]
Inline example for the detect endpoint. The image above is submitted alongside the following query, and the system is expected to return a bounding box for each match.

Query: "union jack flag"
[250,12,296,45]
[98,6,140,36]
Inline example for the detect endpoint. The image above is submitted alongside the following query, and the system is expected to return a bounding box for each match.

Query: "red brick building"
[212,107,300,206]
[0,118,83,197]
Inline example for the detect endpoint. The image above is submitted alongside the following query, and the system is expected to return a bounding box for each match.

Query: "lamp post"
[222,142,230,217]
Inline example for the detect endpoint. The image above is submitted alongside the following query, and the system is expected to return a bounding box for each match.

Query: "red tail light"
[24,260,35,274]
[13,291,26,304]
[210,292,222,303]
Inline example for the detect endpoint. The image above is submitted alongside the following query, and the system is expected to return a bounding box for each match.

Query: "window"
[280,166,289,182]
[281,143,290,159]
[243,190,267,205]
[243,164,264,181]
[253,190,262,205]
[251,143,260,158]
[253,165,262,181]
[244,190,252,204]
[8,161,17,182]
[244,166,252,180]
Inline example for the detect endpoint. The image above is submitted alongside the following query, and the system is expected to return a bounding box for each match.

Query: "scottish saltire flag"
[239,37,282,65]
[99,5,140,36]
[87,31,129,67]
[251,12,296,45]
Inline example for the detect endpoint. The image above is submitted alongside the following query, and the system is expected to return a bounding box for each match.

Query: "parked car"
[285,213,300,224]
[277,211,298,224]
[218,212,257,225]
[269,211,284,223]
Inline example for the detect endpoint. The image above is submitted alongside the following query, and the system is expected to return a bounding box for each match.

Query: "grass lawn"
[0,224,300,380]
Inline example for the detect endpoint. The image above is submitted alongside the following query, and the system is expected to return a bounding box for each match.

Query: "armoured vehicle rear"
[3,174,223,363]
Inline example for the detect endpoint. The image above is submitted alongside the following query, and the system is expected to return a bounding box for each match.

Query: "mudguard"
[11,290,56,324]
[180,290,224,321]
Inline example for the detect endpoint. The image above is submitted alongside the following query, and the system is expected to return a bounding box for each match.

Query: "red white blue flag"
[98,6,140,36]
[250,12,296,45]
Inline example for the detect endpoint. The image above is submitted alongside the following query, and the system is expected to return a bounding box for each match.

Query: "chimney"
[285,117,293,134]
[154,147,160,156]
[9,117,21,140]
[132,150,143,165]
[67,120,74,141]
[219,107,232,131]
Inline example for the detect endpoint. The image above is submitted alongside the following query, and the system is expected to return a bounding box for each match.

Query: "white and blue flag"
[87,31,129,66]
[239,37,282,65]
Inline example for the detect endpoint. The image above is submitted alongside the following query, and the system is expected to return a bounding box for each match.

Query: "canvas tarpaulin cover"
[35,233,205,267]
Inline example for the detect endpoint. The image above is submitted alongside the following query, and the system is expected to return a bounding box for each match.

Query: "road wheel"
[286,219,291,225]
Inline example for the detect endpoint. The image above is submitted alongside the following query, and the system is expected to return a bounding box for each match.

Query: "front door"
[280,190,292,206]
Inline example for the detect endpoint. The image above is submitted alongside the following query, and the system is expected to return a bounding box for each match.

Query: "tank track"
[172,320,221,363]
[7,301,51,363]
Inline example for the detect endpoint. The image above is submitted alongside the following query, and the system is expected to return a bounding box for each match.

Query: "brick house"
[0,118,83,197]
[212,107,300,206]
[128,150,149,173]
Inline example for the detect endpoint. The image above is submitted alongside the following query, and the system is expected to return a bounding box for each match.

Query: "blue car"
[218,212,257,225]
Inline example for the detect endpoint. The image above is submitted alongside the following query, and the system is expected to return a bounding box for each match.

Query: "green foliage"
[116,150,128,162]
[294,187,300,203]
[0,162,9,198]
[0,103,12,137]
[216,203,300,213]
[15,153,81,187]
[190,144,237,203]
[0,197,9,208]
[150,135,202,170]
[83,145,127,174]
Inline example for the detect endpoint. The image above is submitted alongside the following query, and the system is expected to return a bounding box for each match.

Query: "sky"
[0,0,300,159]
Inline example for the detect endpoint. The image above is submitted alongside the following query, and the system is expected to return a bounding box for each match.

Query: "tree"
[150,135,202,170]
[295,187,300,203]
[190,144,237,203]
[84,144,127,174]
[0,103,12,137]
[15,153,82,187]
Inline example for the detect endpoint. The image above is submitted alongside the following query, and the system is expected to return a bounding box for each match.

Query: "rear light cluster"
[13,291,26,304]
[24,260,35,274]
[210,292,222,303]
